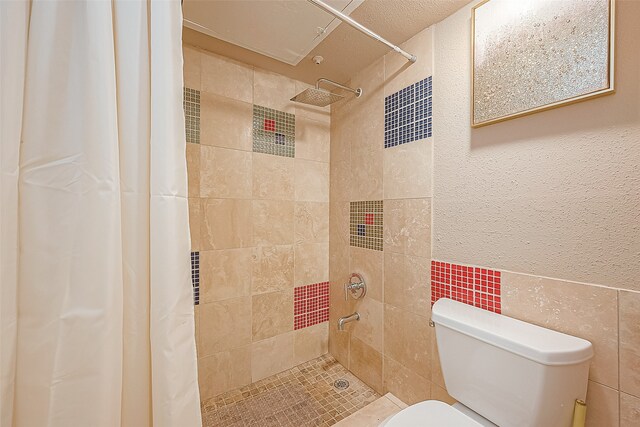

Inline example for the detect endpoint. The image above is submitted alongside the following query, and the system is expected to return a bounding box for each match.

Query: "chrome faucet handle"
[344,273,367,301]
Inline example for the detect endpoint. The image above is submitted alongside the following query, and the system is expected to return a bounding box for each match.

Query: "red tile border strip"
[294,282,330,330]
[431,260,501,313]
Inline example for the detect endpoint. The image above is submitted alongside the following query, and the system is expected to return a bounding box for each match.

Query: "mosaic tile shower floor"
[201,354,380,427]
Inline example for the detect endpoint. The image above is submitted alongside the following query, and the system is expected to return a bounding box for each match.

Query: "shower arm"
[316,78,362,97]
[307,0,417,63]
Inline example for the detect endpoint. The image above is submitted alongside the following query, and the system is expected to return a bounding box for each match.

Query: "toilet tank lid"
[432,299,593,366]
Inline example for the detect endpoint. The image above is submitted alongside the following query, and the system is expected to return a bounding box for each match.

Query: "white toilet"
[381,298,593,427]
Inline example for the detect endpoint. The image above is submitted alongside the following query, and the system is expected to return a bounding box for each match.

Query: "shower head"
[290,78,362,107]
[290,88,344,107]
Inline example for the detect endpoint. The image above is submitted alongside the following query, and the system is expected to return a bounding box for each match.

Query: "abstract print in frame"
[471,0,615,127]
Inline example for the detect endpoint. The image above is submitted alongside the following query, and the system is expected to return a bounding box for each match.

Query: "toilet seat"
[382,400,484,427]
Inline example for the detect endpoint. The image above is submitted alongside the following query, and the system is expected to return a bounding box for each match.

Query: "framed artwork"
[471,0,615,127]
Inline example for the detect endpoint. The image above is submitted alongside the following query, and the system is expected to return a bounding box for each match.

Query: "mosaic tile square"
[349,201,383,251]
[430,260,501,313]
[384,76,432,148]
[253,105,295,158]
[293,282,329,330]
[184,87,200,144]
[191,251,200,305]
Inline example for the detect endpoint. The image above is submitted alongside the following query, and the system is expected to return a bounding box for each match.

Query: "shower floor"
[201,354,380,426]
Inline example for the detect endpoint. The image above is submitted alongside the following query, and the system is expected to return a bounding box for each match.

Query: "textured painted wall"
[433,1,640,291]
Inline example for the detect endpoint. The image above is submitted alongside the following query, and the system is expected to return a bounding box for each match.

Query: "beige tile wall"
[329,28,437,405]
[184,45,330,401]
[328,20,640,426]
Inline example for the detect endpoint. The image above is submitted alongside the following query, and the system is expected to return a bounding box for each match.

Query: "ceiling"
[183,0,364,66]
[183,0,473,86]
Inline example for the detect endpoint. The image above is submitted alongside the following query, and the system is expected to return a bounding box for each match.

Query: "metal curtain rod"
[307,0,417,63]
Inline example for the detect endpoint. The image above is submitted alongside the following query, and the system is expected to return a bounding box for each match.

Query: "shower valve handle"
[344,273,367,301]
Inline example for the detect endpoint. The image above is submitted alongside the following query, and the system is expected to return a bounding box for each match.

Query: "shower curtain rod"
[307,0,417,63]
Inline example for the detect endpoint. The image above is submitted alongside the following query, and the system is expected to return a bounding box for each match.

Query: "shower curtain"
[0,1,202,426]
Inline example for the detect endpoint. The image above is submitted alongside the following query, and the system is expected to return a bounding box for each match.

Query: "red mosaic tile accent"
[263,119,276,132]
[364,213,375,225]
[431,260,501,313]
[294,282,330,330]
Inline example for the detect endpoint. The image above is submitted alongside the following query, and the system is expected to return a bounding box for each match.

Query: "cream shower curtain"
[0,1,202,426]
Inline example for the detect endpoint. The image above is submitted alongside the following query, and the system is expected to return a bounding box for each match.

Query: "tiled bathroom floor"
[201,354,380,427]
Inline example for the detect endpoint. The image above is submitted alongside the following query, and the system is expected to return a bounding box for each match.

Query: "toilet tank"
[432,298,593,427]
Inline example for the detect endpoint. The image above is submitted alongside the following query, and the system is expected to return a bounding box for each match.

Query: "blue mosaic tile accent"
[357,224,366,236]
[384,76,432,148]
[191,251,200,305]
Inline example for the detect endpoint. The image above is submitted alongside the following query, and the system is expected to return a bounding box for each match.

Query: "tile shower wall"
[329,27,437,403]
[183,45,331,401]
[331,11,640,424]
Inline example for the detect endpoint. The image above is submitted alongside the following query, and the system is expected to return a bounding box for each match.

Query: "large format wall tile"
[383,199,406,254]
[384,252,431,317]
[296,116,330,163]
[252,200,294,246]
[384,356,430,405]
[295,202,329,245]
[502,272,619,388]
[294,243,329,287]
[199,297,252,356]
[252,153,294,200]
[200,249,252,303]
[349,336,383,393]
[585,381,619,427]
[200,146,252,199]
[252,290,294,341]
[350,144,383,201]
[351,297,384,353]
[384,304,432,379]
[183,46,201,90]
[383,141,432,200]
[404,199,431,258]
[383,198,431,257]
[294,322,329,365]
[198,346,251,400]
[253,68,296,113]
[350,247,383,302]
[620,392,640,427]
[201,52,253,103]
[620,290,640,397]
[251,332,295,382]
[201,199,252,250]
[188,198,201,251]
[200,93,253,151]
[295,159,329,202]
[251,245,294,294]
[186,143,200,197]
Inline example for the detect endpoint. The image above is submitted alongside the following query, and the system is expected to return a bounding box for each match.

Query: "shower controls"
[344,273,366,301]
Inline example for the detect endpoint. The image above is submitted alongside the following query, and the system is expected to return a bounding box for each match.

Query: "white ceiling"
[182,0,475,85]
[183,0,364,66]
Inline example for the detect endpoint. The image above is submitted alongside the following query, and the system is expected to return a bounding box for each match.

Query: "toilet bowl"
[379,299,593,427]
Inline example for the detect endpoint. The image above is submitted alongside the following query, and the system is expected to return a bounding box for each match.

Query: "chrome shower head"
[290,87,344,107]
[290,78,362,107]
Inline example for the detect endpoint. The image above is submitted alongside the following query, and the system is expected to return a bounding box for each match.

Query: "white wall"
[433,0,640,291]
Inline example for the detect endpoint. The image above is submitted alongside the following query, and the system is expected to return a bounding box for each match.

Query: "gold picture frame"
[471,0,615,128]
